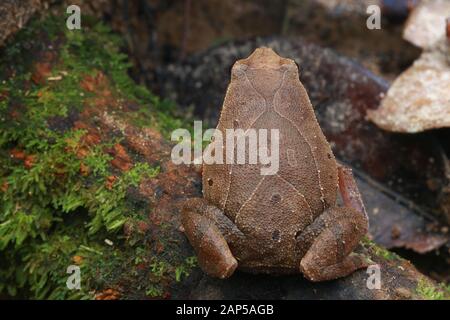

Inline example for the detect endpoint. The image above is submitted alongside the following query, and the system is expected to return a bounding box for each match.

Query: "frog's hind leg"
[182,198,243,279]
[298,165,369,282]
[298,206,368,281]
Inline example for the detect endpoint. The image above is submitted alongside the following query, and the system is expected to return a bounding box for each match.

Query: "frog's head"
[231,47,299,99]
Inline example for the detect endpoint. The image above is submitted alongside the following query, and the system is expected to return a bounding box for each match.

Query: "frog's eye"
[280,61,298,72]
[231,63,248,79]
[280,61,300,79]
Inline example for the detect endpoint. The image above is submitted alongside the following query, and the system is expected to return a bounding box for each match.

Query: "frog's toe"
[218,256,238,279]
[300,250,369,282]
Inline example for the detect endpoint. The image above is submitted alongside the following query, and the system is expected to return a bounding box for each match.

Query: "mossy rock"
[0,13,196,299]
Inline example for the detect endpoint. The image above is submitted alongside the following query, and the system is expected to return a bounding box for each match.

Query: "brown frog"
[182,47,369,281]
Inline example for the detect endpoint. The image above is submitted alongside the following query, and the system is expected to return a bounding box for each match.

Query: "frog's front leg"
[298,165,369,282]
[182,198,243,279]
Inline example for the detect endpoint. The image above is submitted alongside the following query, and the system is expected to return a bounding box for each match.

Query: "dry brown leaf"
[403,0,450,49]
[367,44,450,132]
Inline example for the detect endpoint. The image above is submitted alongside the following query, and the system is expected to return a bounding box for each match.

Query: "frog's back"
[203,48,338,269]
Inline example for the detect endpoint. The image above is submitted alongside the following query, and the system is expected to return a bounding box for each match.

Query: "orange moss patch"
[95,288,121,300]
[105,175,117,190]
[31,62,52,85]
[72,255,84,265]
[23,154,36,169]
[9,149,36,169]
[10,148,26,160]
[1,181,8,193]
[80,162,90,176]
[108,143,133,172]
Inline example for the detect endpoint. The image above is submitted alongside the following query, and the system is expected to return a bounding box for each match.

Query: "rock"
[395,287,412,299]
[313,0,382,15]
[0,0,42,47]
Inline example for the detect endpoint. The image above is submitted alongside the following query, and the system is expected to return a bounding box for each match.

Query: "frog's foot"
[299,204,369,281]
[182,198,242,279]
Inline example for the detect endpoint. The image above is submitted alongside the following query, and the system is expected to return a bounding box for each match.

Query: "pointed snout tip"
[238,47,283,67]
[250,47,280,58]
[238,47,296,70]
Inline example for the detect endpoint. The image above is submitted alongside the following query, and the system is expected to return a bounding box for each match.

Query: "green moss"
[175,256,198,282]
[360,237,399,261]
[372,245,399,261]
[146,285,164,298]
[0,13,186,299]
[416,278,450,300]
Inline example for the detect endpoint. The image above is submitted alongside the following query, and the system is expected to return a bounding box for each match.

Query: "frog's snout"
[252,47,280,60]
[242,47,294,69]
